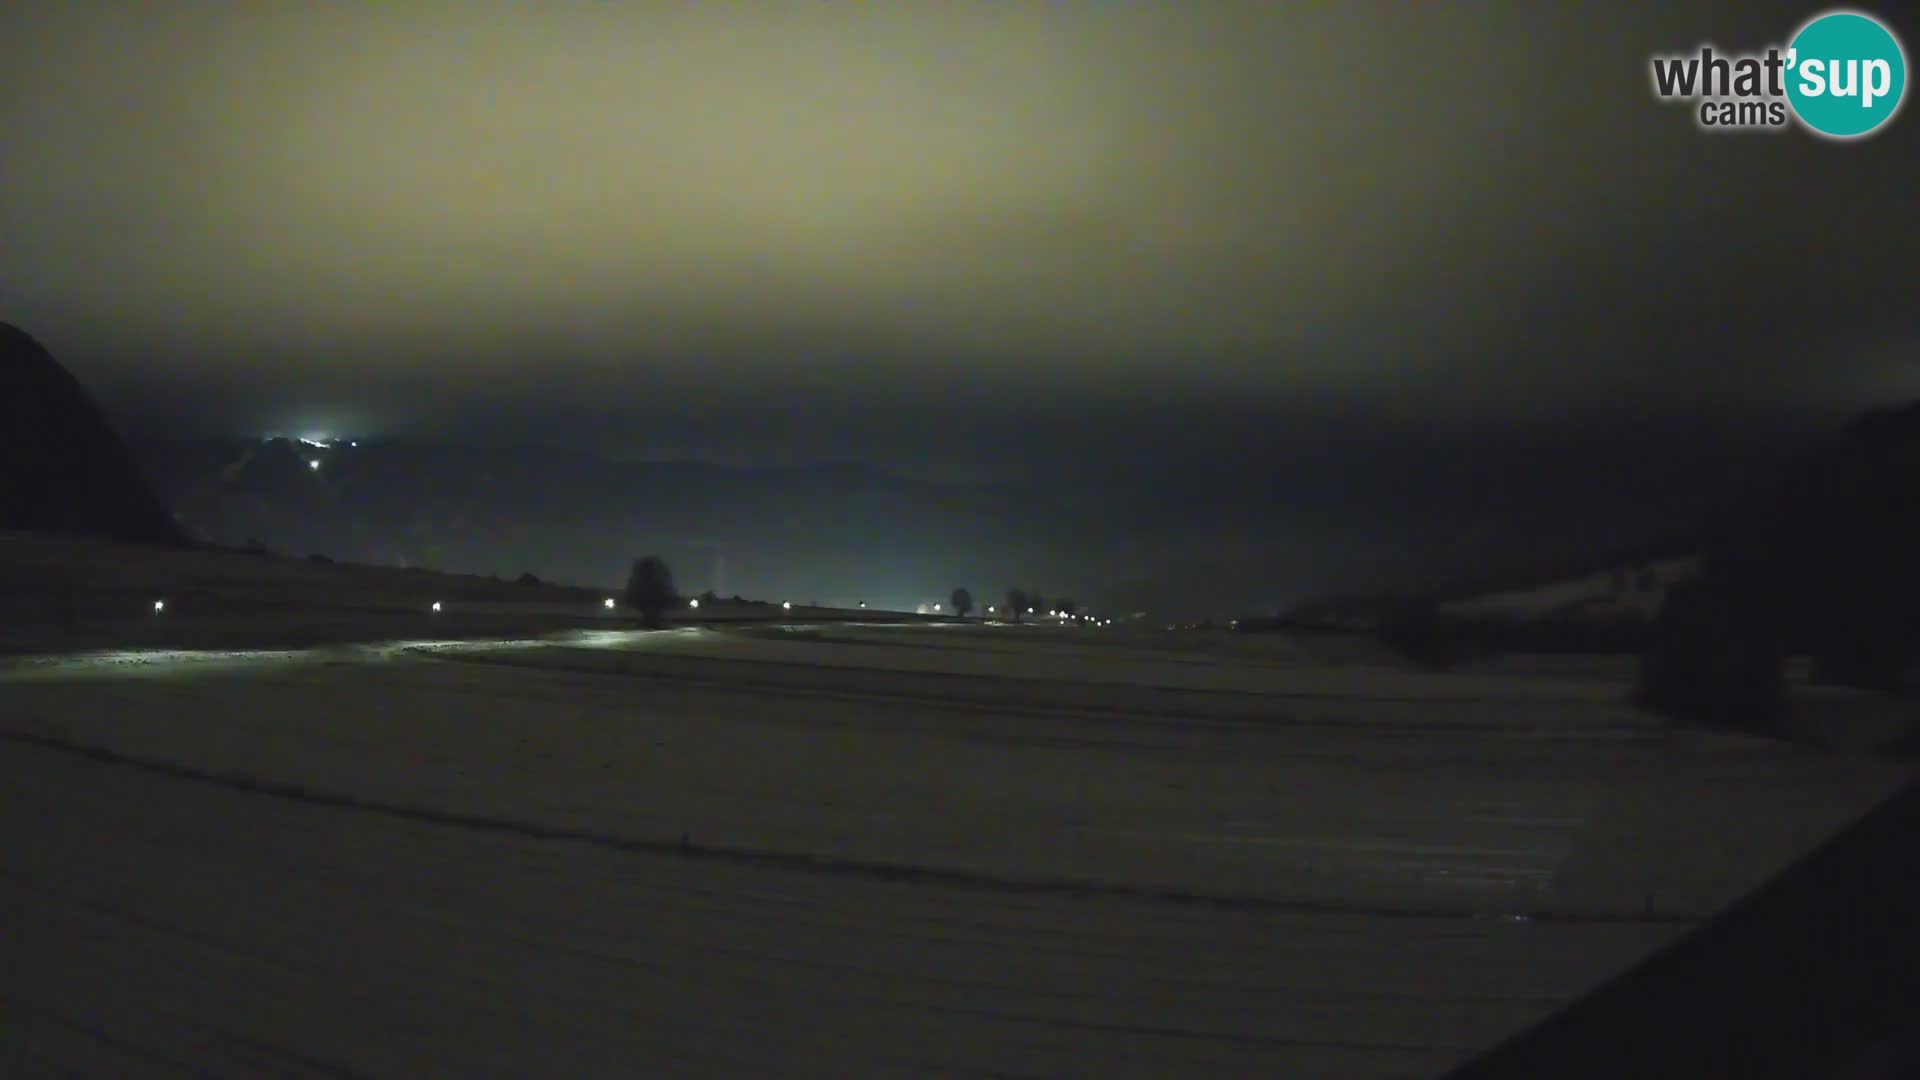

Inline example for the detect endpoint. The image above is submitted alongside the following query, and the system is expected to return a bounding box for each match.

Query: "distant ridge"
[1282,399,1920,634]
[0,322,186,545]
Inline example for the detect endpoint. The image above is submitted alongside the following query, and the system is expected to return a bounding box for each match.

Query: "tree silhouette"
[1056,597,1077,618]
[623,555,677,628]
[1005,588,1027,624]
[950,587,973,619]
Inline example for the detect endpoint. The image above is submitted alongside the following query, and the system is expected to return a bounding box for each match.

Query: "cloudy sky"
[2,2,1916,604]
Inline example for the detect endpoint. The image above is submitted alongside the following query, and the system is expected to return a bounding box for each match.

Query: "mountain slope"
[0,323,185,545]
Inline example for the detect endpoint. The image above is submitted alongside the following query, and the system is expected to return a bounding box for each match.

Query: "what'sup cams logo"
[1651,9,1907,138]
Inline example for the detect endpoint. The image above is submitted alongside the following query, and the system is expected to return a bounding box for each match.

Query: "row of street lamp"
[142,597,832,616]
[143,594,1110,626]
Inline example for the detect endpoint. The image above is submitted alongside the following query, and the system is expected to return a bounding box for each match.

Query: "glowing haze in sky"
[2,0,1914,466]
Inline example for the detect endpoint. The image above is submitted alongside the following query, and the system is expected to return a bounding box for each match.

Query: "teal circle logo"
[1785,10,1907,138]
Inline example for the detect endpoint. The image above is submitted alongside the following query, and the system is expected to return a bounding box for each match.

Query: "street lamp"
[152,599,166,614]
[430,601,442,613]
[604,598,616,609]
[689,598,700,609]
[783,601,792,610]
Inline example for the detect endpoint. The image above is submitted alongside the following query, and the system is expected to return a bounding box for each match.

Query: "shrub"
[623,556,676,628]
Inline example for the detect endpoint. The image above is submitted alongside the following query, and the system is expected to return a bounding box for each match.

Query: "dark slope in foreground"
[0,323,185,546]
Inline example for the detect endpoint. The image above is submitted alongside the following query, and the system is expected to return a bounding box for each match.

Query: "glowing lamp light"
[1027,607,1035,614]
[689,598,700,609]
[308,460,321,471]
[430,601,443,613]
[933,603,942,612]
[987,605,995,613]
[782,601,792,610]
[152,599,166,614]
[604,598,617,609]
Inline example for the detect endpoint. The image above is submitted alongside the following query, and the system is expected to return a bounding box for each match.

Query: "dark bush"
[1637,578,1787,735]
[1378,600,1467,671]
[623,556,676,628]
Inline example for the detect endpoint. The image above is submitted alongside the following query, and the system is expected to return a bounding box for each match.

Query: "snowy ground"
[2,619,1911,1077]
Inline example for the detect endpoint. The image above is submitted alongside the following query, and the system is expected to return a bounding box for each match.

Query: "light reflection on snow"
[544,627,711,649]
[0,626,718,683]
[386,638,545,654]
[0,647,322,681]
[0,630,693,681]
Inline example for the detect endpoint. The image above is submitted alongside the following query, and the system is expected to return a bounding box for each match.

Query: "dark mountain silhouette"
[1703,399,1920,676]
[0,323,185,545]
[1642,398,1920,731]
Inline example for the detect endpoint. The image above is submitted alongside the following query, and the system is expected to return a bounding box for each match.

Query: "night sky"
[3,2,1916,609]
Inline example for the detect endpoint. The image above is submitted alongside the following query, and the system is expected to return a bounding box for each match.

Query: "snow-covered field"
[2,619,1911,1076]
